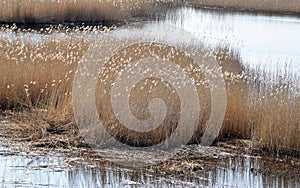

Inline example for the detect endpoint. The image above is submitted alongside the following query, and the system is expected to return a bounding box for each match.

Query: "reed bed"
[0,38,89,109]
[0,26,299,156]
[0,0,180,24]
[185,0,300,15]
[0,29,90,146]
[248,66,300,156]
[214,48,251,139]
[0,0,298,25]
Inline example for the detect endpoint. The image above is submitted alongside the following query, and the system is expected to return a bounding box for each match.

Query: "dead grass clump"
[0,109,85,148]
[215,47,300,156]
[254,96,300,156]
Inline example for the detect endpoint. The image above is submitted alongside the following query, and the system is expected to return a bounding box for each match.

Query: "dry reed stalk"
[215,48,251,139]
[0,39,89,108]
[251,78,300,156]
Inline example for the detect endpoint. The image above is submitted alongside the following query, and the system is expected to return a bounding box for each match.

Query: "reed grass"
[0,33,91,146]
[0,38,89,109]
[215,48,251,139]
[249,66,300,156]
[0,27,299,156]
[0,0,179,24]
[0,0,298,25]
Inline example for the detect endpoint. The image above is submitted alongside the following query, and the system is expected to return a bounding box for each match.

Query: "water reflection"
[163,7,300,74]
[1,7,299,75]
[1,146,299,187]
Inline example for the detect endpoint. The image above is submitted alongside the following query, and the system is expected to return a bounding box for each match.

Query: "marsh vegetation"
[0,24,298,156]
[0,3,299,187]
[0,0,181,24]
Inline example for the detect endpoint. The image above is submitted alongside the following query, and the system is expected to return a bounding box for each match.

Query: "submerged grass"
[0,26,299,156]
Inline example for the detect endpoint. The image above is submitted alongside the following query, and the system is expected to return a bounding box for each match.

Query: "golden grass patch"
[0,34,299,156]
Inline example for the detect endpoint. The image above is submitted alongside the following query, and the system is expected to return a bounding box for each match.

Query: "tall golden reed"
[0,28,299,155]
[0,0,179,24]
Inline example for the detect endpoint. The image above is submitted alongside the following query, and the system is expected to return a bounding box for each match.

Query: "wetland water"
[1,143,299,187]
[163,7,300,76]
[0,6,299,187]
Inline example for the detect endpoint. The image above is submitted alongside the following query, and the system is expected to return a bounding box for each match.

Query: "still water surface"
[1,145,299,187]
[164,7,300,74]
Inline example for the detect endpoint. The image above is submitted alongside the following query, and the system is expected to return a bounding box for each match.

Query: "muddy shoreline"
[1,113,300,177]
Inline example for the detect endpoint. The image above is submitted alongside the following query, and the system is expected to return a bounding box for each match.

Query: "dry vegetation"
[216,47,300,156]
[0,26,299,156]
[0,0,180,24]
[249,69,300,156]
[0,0,298,25]
[215,49,251,139]
[0,29,90,147]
